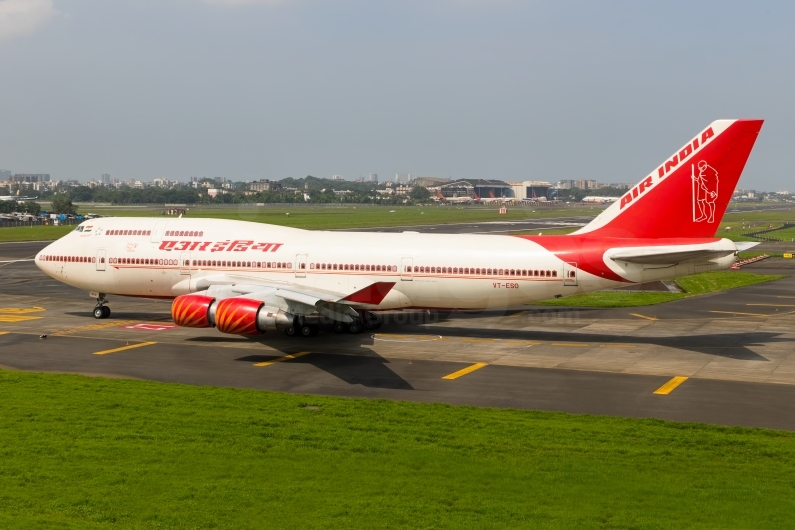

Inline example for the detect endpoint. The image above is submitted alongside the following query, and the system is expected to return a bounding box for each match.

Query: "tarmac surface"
[2,238,795,431]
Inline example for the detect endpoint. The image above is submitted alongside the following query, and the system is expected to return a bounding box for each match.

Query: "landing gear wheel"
[300,324,316,337]
[333,322,346,333]
[284,326,297,337]
[93,307,106,319]
[362,311,382,330]
[101,306,111,318]
[348,320,363,334]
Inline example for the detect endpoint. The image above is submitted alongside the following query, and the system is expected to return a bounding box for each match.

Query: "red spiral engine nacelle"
[215,297,263,335]
[215,297,295,335]
[172,295,294,335]
[172,294,216,328]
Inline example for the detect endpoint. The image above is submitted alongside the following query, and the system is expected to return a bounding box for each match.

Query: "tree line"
[3,177,434,206]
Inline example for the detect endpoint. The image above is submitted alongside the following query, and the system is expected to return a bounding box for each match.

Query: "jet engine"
[171,294,216,328]
[214,297,294,335]
[171,294,294,335]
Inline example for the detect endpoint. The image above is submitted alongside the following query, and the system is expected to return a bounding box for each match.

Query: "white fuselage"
[36,217,738,310]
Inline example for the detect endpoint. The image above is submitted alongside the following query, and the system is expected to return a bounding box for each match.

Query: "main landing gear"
[93,293,111,319]
[284,311,383,337]
[283,316,319,337]
[331,311,381,335]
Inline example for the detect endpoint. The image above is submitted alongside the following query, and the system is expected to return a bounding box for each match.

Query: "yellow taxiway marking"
[599,344,636,348]
[747,303,795,307]
[630,313,658,321]
[0,306,45,314]
[254,351,311,367]
[0,306,45,323]
[52,320,140,336]
[503,340,541,345]
[0,331,8,336]
[0,315,43,323]
[551,342,589,347]
[93,341,157,355]
[442,362,488,380]
[709,310,769,317]
[653,376,689,395]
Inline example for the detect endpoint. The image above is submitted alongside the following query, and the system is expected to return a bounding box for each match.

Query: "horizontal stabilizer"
[609,249,735,265]
[735,241,761,252]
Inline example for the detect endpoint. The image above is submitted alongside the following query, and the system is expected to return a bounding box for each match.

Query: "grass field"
[1,370,795,529]
[718,207,795,241]
[534,271,785,307]
[3,204,794,243]
[0,205,600,242]
[0,225,74,242]
[761,226,795,242]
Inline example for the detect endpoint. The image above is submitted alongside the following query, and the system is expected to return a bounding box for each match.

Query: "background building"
[368,173,378,182]
[10,174,50,183]
[413,176,450,188]
[249,179,281,192]
[438,179,514,199]
[508,181,552,200]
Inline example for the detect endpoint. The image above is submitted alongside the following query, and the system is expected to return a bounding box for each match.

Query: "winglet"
[341,282,396,305]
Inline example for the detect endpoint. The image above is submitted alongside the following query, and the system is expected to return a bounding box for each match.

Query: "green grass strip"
[534,271,786,307]
[0,206,598,242]
[1,370,795,528]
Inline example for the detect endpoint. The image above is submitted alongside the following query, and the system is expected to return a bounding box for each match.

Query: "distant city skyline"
[1,1,793,191]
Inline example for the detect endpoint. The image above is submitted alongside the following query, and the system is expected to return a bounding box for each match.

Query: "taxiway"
[2,239,795,430]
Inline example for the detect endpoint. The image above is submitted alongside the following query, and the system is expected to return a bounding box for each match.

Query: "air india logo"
[691,160,719,223]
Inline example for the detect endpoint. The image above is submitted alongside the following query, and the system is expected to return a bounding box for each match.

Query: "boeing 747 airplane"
[36,119,763,337]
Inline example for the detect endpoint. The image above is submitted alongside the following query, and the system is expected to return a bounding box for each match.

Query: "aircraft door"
[563,262,578,286]
[401,257,413,281]
[295,254,307,278]
[96,249,106,271]
[151,221,169,243]
[180,252,191,275]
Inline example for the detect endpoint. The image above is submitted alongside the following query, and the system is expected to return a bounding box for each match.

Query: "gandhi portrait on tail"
[692,160,719,223]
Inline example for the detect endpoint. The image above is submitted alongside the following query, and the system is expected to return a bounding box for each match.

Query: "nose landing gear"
[93,294,111,319]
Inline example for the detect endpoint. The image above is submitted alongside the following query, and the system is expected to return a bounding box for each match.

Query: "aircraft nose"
[36,241,58,272]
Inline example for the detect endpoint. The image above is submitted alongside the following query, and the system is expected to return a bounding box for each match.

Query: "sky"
[0,0,793,191]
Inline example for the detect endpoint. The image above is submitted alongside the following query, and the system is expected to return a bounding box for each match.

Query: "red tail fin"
[574,119,763,238]
[435,189,445,200]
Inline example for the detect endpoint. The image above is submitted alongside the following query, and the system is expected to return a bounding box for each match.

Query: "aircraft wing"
[176,274,396,322]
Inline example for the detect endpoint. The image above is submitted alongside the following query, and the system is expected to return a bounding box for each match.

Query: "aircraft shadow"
[235,351,413,390]
[395,324,776,361]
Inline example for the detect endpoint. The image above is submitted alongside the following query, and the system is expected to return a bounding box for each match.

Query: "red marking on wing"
[342,282,396,305]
